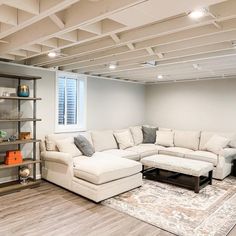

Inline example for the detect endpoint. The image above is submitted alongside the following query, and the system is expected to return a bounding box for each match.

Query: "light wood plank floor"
[0,181,235,236]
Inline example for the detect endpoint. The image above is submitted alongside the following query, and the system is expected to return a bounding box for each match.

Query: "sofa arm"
[41,151,73,166]
[220,148,236,159]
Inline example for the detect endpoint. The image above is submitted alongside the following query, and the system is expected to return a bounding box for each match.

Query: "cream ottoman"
[141,154,213,193]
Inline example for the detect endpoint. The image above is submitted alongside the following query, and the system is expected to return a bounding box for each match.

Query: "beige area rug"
[102,177,236,236]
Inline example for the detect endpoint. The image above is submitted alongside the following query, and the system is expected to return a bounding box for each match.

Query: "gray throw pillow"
[142,126,158,143]
[74,135,95,157]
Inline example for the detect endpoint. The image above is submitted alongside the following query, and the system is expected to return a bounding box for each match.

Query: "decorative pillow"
[113,130,134,149]
[204,135,230,155]
[130,126,143,145]
[142,126,158,143]
[74,135,95,157]
[56,137,82,157]
[156,131,174,147]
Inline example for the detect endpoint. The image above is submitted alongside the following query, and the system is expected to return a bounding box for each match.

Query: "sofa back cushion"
[91,130,118,152]
[130,126,143,145]
[114,129,134,149]
[156,131,174,147]
[45,132,93,151]
[174,130,200,151]
[199,131,236,150]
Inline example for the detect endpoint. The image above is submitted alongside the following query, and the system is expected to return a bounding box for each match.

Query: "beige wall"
[145,79,236,132]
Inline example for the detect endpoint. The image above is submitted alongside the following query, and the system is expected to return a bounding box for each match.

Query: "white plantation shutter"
[66,78,77,125]
[56,72,86,132]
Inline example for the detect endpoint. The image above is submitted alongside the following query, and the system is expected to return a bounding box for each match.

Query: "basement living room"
[0,0,236,236]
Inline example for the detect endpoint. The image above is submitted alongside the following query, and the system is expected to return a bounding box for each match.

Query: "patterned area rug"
[102,177,236,236]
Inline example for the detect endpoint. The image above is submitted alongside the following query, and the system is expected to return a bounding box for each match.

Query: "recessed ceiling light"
[48,52,57,58]
[189,9,206,19]
[109,62,117,70]
[157,75,163,79]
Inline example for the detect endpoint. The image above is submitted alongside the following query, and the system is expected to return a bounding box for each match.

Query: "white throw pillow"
[114,130,134,150]
[155,131,174,147]
[56,137,82,157]
[130,126,143,145]
[204,135,230,155]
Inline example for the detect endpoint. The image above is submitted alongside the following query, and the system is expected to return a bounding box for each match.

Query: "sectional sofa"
[40,127,236,202]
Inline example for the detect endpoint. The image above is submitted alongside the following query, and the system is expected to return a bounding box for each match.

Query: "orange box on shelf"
[5,150,23,165]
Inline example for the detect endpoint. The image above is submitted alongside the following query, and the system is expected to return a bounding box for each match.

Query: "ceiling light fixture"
[157,75,163,79]
[109,62,117,70]
[189,9,206,19]
[48,51,57,58]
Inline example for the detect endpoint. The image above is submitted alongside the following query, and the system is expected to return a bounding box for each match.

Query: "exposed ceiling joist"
[49,14,65,30]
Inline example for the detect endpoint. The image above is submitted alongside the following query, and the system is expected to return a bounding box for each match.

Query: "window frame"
[55,71,87,133]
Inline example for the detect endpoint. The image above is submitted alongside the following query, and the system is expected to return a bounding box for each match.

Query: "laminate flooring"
[0,181,235,236]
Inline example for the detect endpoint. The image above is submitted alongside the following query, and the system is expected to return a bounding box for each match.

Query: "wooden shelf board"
[0,96,41,100]
[0,160,41,169]
[0,179,41,195]
[0,139,41,146]
[0,73,41,80]
[0,118,41,122]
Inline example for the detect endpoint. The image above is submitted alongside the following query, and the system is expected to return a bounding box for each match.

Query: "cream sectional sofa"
[41,127,236,202]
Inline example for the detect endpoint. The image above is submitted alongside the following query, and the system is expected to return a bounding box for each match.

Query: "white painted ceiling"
[0,0,236,83]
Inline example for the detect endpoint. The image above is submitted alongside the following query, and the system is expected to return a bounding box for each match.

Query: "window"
[55,71,86,132]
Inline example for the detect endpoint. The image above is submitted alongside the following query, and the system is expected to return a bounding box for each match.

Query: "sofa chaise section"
[41,131,143,202]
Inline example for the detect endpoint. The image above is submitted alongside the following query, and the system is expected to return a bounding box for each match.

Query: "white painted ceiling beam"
[0,0,80,39]
[3,0,40,15]
[54,23,236,69]
[27,9,236,67]
[110,34,120,43]
[49,14,65,30]
[0,5,17,26]
[97,49,236,76]
[61,41,234,71]
[0,0,145,54]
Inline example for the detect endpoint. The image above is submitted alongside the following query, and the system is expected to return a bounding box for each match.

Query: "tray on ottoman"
[141,154,213,193]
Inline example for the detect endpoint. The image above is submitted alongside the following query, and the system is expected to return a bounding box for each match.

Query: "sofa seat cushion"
[159,147,194,157]
[126,144,158,158]
[73,155,141,185]
[102,149,140,161]
[185,151,218,166]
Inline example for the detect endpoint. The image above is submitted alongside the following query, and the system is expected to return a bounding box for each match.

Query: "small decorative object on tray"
[0,130,7,143]
[19,166,30,185]
[20,132,31,140]
[5,150,23,165]
[8,135,17,142]
[2,91,10,97]
[17,85,30,97]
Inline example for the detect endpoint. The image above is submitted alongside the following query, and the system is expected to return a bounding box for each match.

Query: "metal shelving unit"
[0,72,42,195]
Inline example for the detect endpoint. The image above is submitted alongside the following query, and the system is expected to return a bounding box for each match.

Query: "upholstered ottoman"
[141,154,213,193]
[72,156,143,202]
